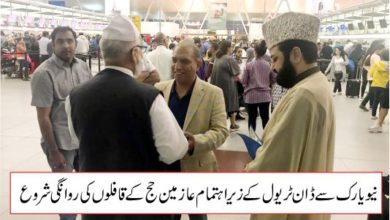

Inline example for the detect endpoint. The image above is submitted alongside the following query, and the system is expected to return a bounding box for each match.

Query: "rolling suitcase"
[346,79,360,97]
[346,65,361,98]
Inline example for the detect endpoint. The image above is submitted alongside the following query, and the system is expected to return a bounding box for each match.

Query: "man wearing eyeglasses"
[65,15,189,220]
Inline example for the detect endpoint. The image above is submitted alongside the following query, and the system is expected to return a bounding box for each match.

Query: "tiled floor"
[1,73,388,219]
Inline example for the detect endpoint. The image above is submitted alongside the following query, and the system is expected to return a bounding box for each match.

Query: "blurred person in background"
[29,35,39,73]
[360,41,385,110]
[210,40,241,131]
[39,31,51,64]
[241,40,276,135]
[320,41,333,59]
[193,37,207,81]
[147,32,172,81]
[316,42,322,57]
[1,31,6,46]
[23,31,31,51]
[232,45,246,120]
[367,49,389,128]
[232,46,243,66]
[16,37,29,80]
[75,32,89,62]
[246,46,256,63]
[201,37,211,57]
[369,81,389,134]
[239,35,249,51]
[344,39,354,56]
[204,42,219,81]
[2,34,16,49]
[349,43,364,79]
[325,47,349,96]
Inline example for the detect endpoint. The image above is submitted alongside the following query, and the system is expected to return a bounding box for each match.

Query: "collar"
[171,77,197,98]
[104,66,134,77]
[52,54,78,67]
[295,66,320,85]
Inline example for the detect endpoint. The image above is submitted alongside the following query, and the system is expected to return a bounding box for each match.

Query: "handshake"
[185,132,195,155]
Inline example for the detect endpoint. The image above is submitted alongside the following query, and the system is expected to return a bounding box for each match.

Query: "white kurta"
[147,45,173,81]
[245,71,335,220]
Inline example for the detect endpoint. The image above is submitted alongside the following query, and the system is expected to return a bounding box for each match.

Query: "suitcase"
[346,65,362,98]
[346,79,361,98]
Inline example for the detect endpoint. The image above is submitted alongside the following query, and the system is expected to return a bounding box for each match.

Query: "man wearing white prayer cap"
[245,12,335,220]
[65,15,189,220]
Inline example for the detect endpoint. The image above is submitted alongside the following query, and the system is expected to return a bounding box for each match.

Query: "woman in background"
[246,46,255,63]
[16,37,29,81]
[241,40,275,135]
[359,41,386,111]
[232,46,246,120]
[368,49,389,131]
[325,47,349,96]
[204,42,219,81]
[211,40,241,131]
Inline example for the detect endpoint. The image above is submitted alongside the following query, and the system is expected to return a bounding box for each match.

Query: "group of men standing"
[30,12,335,220]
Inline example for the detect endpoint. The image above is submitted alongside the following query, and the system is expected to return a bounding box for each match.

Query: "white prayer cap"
[262,12,320,49]
[102,15,140,47]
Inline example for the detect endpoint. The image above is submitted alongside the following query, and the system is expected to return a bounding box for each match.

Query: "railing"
[1,50,102,77]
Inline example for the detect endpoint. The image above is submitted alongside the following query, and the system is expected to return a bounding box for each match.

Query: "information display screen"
[379,19,387,28]
[358,22,365,30]
[348,23,354,30]
[367,20,375,29]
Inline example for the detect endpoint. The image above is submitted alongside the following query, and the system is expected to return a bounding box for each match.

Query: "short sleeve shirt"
[31,54,92,150]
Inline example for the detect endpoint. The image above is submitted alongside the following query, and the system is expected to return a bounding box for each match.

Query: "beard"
[275,58,297,89]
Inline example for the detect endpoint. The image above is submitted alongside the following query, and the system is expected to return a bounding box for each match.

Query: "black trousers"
[333,72,343,93]
[371,87,387,117]
[361,69,368,98]
[17,59,29,79]
[236,81,244,107]
[361,81,373,108]
[247,102,270,131]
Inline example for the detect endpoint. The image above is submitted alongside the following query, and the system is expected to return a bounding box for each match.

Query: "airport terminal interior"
[0,0,389,219]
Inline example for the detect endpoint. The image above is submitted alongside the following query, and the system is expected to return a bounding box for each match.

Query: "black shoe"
[359,105,369,112]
